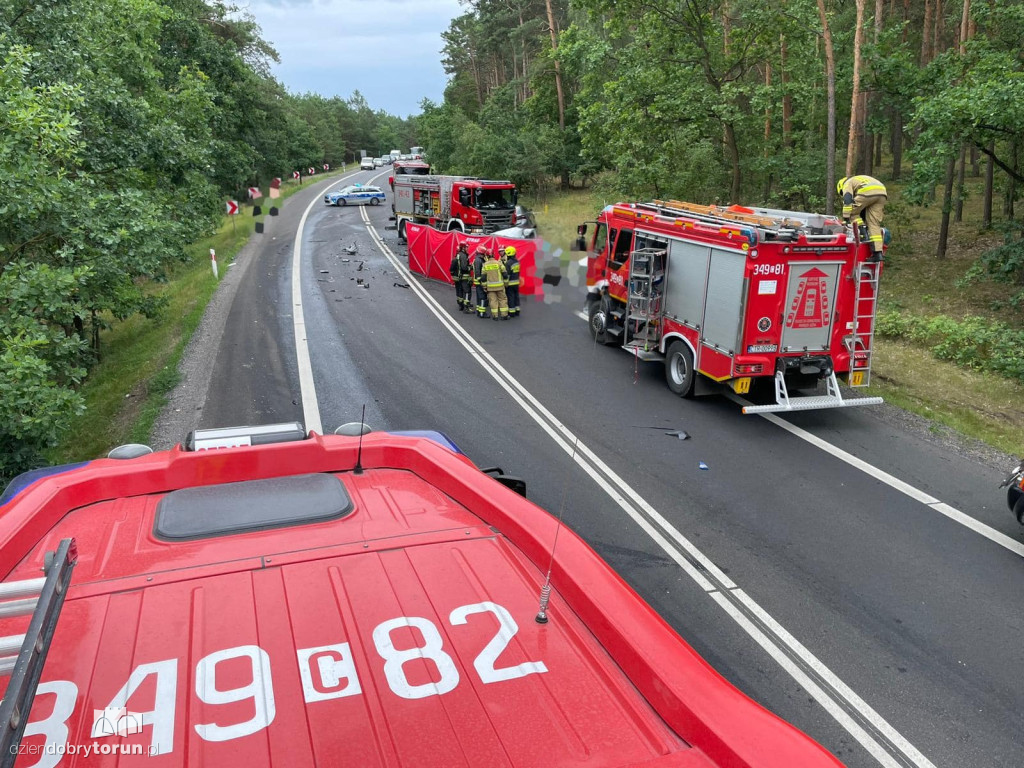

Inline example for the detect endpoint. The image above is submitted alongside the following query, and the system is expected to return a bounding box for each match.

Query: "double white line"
[343,207,935,768]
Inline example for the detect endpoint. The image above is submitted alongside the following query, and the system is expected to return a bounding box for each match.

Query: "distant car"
[373,157,383,167]
[324,185,386,206]
[360,157,375,170]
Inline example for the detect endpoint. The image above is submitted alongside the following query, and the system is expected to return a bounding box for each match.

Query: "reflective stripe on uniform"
[483,260,505,289]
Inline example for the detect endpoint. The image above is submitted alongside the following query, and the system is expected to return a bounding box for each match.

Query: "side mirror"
[479,466,527,497]
[576,223,588,236]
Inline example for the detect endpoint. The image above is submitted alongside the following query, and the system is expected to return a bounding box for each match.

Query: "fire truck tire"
[588,298,611,345]
[665,341,696,398]
[398,219,407,242]
[1014,495,1024,525]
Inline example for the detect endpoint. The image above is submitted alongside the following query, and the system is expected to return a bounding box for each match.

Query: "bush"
[877,310,1024,382]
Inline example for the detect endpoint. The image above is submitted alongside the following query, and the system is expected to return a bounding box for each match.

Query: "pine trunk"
[937,155,956,258]
[983,145,994,228]
[846,0,867,177]
[954,145,966,222]
[817,0,838,213]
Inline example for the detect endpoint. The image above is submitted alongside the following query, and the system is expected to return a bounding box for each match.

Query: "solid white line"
[360,209,933,768]
[291,167,363,435]
[710,592,908,768]
[730,397,1024,559]
[573,309,588,322]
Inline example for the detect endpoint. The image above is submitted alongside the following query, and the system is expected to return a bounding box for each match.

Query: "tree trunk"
[937,154,956,258]
[846,0,867,177]
[1005,140,1019,220]
[983,143,994,228]
[934,0,944,52]
[954,144,967,222]
[891,112,903,179]
[545,0,566,133]
[781,35,792,147]
[724,122,742,203]
[921,0,933,63]
[971,146,979,176]
[764,62,772,147]
[817,0,838,213]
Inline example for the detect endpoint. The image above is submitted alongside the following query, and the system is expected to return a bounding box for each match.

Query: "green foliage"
[0,0,416,481]
[962,221,1024,306]
[877,310,1024,383]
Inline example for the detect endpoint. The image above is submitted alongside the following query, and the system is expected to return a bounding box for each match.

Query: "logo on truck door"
[785,267,831,329]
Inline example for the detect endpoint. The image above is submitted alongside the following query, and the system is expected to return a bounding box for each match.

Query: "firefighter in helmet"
[503,245,521,318]
[472,245,490,318]
[837,175,887,262]
[450,243,473,313]
[482,247,510,321]
[450,243,469,313]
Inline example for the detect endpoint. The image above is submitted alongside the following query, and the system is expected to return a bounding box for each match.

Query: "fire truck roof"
[0,431,841,767]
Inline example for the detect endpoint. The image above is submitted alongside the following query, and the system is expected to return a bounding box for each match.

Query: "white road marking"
[291,167,365,436]
[359,208,934,768]
[727,396,1024,559]
[573,309,588,322]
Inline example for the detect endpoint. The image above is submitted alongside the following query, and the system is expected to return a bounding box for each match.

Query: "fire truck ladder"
[624,248,667,362]
[846,260,881,387]
[0,538,77,767]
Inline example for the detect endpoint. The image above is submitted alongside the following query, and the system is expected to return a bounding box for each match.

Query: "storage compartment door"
[664,239,710,328]
[702,249,747,354]
[780,263,840,352]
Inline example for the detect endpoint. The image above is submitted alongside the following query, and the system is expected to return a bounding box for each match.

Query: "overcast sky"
[245,0,463,118]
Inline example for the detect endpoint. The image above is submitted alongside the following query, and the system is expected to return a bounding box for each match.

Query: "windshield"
[474,188,513,209]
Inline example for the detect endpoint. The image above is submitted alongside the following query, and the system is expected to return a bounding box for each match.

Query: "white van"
[360,156,375,170]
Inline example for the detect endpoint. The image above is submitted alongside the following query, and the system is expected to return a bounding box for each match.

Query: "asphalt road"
[167,168,1023,768]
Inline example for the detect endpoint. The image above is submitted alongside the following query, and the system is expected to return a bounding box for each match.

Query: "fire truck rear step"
[742,371,883,414]
[624,340,665,361]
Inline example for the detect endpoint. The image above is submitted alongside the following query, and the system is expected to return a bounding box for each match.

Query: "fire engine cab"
[394,175,517,241]
[577,200,885,414]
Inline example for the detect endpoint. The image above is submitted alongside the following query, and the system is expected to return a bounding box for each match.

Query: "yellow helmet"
[504,246,516,257]
[836,177,848,195]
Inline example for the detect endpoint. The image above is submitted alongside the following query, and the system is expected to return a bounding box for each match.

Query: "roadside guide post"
[210,248,218,279]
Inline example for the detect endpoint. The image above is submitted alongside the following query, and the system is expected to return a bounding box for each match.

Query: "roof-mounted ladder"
[0,538,77,767]
[845,260,881,387]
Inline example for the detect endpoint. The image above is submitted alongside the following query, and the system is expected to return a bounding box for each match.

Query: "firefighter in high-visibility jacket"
[838,175,887,261]
[483,249,510,321]
[473,245,490,318]
[450,243,473,313]
[503,246,521,318]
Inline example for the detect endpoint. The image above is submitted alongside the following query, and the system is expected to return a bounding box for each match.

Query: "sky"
[245,0,464,118]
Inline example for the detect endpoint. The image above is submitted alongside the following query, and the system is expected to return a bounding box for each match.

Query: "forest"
[0,0,414,478]
[3,0,1024,479]
[421,0,1023,241]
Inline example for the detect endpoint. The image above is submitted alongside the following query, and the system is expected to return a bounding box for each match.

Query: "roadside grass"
[49,170,348,462]
[525,177,1024,455]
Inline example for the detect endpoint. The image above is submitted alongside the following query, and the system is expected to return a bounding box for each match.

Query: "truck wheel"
[587,298,611,345]
[1014,495,1024,525]
[665,341,696,398]
[398,219,407,242]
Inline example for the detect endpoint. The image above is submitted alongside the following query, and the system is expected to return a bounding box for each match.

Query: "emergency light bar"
[184,422,307,451]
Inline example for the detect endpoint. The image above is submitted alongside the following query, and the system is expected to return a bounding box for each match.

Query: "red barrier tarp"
[405,224,541,295]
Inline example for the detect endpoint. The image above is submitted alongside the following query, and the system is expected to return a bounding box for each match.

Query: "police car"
[324,184,387,206]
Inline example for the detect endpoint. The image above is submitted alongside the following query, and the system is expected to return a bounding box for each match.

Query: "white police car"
[324,184,387,207]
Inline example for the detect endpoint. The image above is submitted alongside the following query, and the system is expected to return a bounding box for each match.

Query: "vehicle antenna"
[535,434,581,624]
[353,404,366,475]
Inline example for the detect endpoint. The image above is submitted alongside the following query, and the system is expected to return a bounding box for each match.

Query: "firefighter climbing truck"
[578,200,885,414]
[394,175,518,241]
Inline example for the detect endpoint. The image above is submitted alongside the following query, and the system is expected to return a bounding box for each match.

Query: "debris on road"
[394,282,410,289]
[698,461,709,470]
[665,430,690,440]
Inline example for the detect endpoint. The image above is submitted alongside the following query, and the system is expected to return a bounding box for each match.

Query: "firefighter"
[838,175,887,262]
[482,248,510,321]
[503,245,521,318]
[473,245,490,318]
[450,243,472,313]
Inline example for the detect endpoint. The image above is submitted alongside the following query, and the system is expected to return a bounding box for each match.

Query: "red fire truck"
[394,175,517,241]
[577,200,884,414]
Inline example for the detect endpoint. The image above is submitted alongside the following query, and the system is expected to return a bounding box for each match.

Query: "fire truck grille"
[480,210,515,233]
